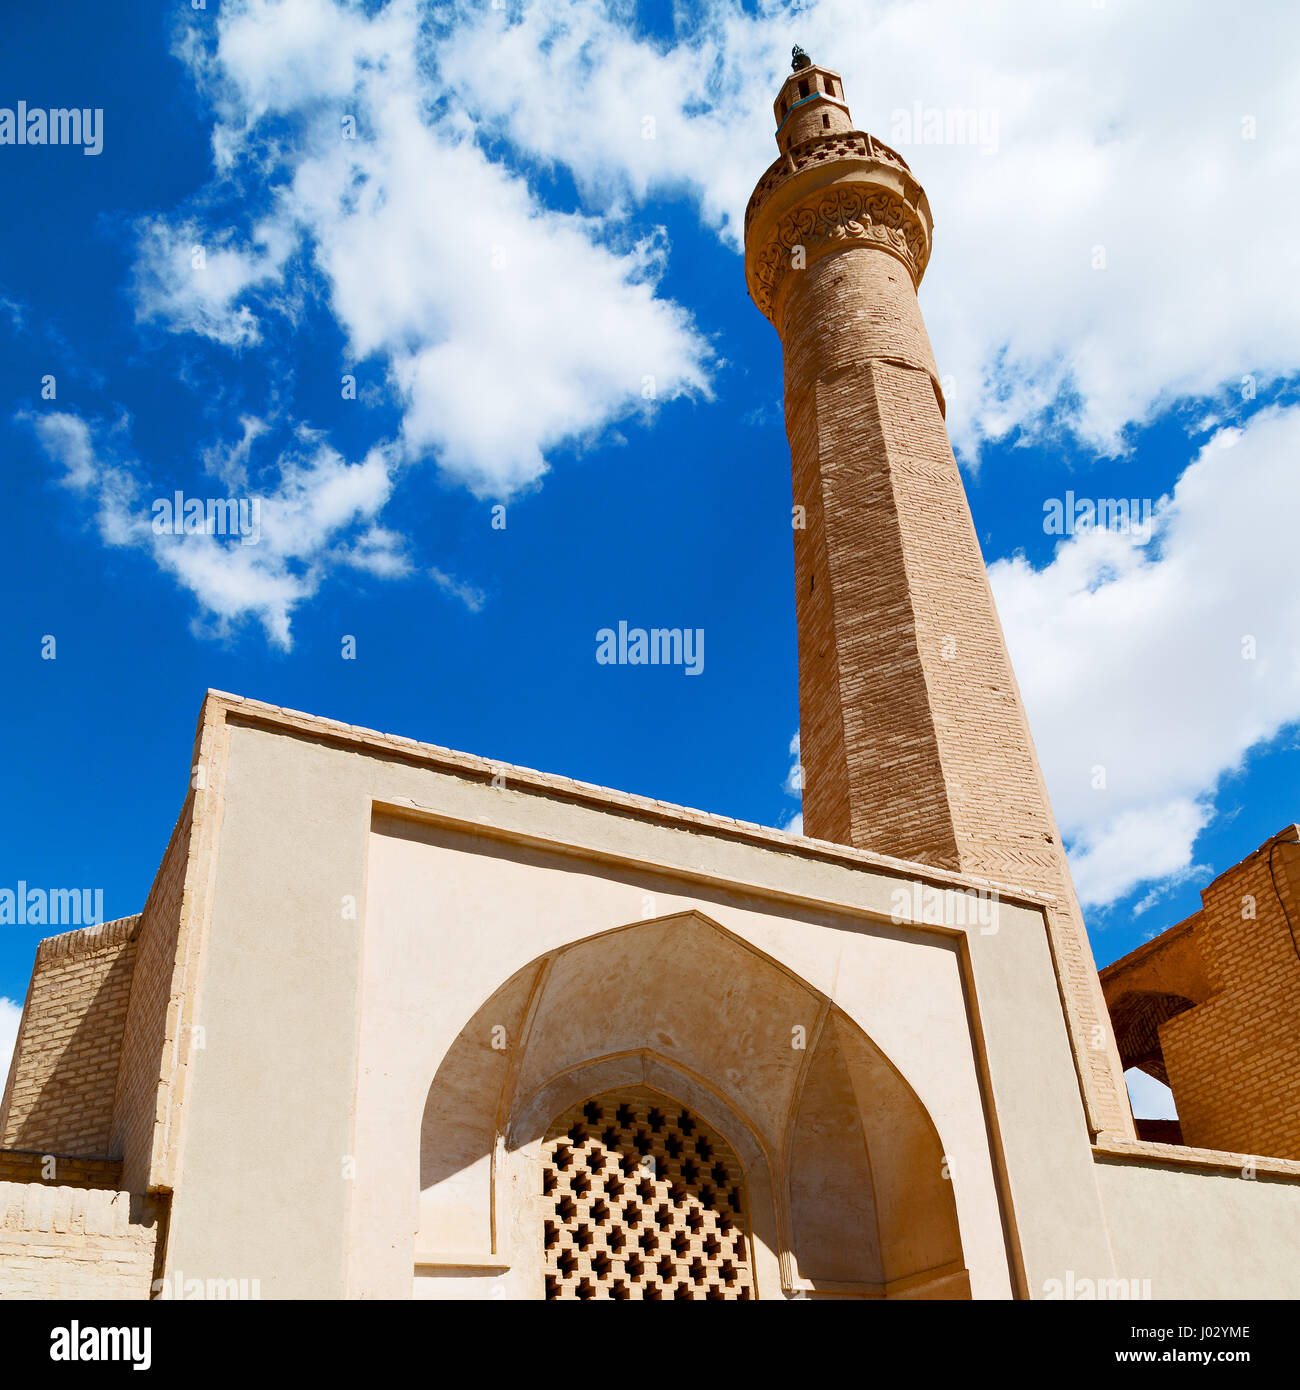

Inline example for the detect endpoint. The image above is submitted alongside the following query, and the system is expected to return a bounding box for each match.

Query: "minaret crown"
[744,58,933,333]
[773,61,853,154]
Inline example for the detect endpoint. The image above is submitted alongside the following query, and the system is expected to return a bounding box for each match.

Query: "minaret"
[744,49,1133,1140]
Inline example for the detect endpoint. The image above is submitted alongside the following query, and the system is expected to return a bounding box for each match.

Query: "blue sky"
[2,0,1299,1102]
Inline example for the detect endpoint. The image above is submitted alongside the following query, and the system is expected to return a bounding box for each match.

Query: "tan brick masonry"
[1105,828,1300,1160]
[0,917,139,1155]
[0,1181,160,1299]
[745,66,1134,1140]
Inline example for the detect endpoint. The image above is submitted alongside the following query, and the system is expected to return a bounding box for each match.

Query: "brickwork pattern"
[789,292,1129,1138]
[111,795,195,1192]
[0,780,200,1193]
[0,1180,159,1299]
[1159,835,1300,1159]
[745,128,913,230]
[0,1151,123,1189]
[541,1094,754,1300]
[747,71,1133,1138]
[772,65,855,154]
[0,917,139,1155]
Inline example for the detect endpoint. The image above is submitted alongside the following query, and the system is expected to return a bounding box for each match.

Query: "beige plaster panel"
[359,818,1006,1298]
[164,717,1116,1298]
[1096,1157,1300,1298]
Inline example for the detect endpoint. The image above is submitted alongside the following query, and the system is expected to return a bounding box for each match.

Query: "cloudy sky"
[2,1,1298,1112]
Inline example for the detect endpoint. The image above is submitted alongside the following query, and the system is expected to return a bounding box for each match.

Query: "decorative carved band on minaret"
[744,123,933,331]
[745,60,1136,1143]
[748,179,931,321]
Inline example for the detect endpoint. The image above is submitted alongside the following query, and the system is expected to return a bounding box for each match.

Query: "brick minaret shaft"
[744,53,1133,1140]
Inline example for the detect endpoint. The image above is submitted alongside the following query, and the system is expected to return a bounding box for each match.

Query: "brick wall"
[0,706,208,1197]
[774,67,854,154]
[0,1180,160,1299]
[0,917,139,1154]
[112,793,196,1194]
[0,1151,123,1190]
[1158,830,1300,1159]
[743,64,1134,1138]
[772,235,1132,1138]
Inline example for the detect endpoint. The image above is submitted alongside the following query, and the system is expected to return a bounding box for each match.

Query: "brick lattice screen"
[541,1093,754,1300]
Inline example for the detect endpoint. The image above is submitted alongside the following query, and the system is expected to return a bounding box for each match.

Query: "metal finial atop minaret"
[791,45,812,71]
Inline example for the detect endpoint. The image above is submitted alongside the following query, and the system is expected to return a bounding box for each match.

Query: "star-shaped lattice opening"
[541,1092,754,1300]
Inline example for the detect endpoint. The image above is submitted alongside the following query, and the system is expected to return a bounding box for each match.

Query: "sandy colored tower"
[744,51,1133,1141]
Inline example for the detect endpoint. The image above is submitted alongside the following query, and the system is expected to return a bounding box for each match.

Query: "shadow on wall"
[416,910,969,1298]
[5,946,136,1156]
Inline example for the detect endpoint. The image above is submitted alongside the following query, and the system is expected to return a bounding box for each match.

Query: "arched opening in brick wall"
[1109,990,1195,1144]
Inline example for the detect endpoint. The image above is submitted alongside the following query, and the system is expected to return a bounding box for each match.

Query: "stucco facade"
[1,692,1298,1299]
[2,52,1298,1300]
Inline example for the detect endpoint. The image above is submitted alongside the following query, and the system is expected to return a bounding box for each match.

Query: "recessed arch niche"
[416,910,969,1298]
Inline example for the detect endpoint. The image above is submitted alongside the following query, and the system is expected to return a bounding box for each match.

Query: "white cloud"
[435,0,780,247]
[424,0,1300,905]
[343,526,410,579]
[133,216,294,348]
[30,410,412,649]
[1131,861,1213,920]
[429,566,486,613]
[0,997,22,1089]
[779,730,803,833]
[782,731,802,798]
[991,405,1300,907]
[140,0,713,499]
[438,0,1300,459]
[202,414,270,490]
[203,0,408,119]
[1064,803,1213,911]
[50,0,1300,905]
